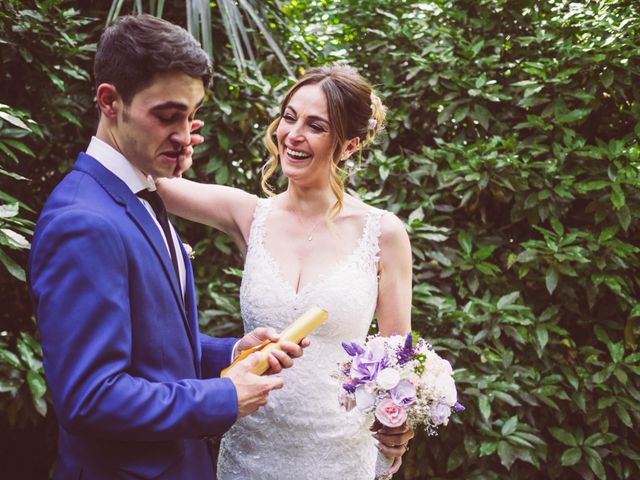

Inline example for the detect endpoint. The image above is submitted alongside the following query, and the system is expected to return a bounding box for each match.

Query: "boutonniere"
[183,242,195,259]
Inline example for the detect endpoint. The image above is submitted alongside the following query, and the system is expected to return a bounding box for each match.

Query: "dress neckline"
[254,197,376,297]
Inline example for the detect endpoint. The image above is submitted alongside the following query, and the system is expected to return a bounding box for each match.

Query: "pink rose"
[374,397,407,427]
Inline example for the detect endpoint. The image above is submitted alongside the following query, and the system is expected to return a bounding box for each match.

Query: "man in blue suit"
[28,15,304,479]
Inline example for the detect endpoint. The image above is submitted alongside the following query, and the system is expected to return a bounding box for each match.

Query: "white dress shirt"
[86,136,187,295]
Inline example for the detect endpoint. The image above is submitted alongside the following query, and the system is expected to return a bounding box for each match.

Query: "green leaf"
[457,232,473,255]
[608,342,625,363]
[1,228,30,249]
[0,248,25,281]
[27,370,47,400]
[545,267,559,294]
[497,440,517,469]
[560,447,582,466]
[33,395,47,417]
[616,205,631,231]
[497,291,519,309]
[0,203,19,218]
[473,104,491,130]
[0,110,31,131]
[536,325,549,350]
[550,217,564,236]
[501,416,518,436]
[556,108,592,124]
[0,347,22,369]
[479,441,497,457]
[584,447,606,480]
[479,395,491,422]
[611,184,625,209]
[516,250,537,263]
[549,427,577,446]
[584,432,618,447]
[598,225,619,242]
[615,403,632,427]
[446,444,466,472]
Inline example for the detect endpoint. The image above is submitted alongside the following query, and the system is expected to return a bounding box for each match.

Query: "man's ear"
[96,83,122,120]
[341,137,361,161]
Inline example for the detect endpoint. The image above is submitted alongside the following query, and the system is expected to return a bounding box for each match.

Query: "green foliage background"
[1,1,639,479]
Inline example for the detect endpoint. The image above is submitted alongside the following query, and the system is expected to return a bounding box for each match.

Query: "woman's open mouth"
[285,146,311,161]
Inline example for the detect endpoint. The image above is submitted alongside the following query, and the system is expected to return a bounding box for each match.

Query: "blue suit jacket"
[28,153,239,479]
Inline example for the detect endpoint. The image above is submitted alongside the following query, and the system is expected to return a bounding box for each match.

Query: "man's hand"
[174,119,205,177]
[237,327,309,375]
[371,422,415,475]
[224,352,284,417]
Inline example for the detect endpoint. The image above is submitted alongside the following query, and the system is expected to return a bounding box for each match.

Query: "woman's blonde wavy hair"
[261,63,387,221]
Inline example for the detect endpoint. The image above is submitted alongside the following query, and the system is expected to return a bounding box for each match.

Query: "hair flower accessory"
[368,118,377,130]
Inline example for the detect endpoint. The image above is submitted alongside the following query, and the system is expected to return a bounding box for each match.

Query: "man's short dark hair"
[94,14,212,103]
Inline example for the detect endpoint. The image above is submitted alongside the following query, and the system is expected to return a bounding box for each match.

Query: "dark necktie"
[136,189,180,284]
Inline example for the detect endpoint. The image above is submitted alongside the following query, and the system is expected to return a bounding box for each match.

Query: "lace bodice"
[217,197,386,479]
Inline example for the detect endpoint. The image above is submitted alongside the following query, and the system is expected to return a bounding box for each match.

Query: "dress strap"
[246,197,273,252]
[360,208,387,265]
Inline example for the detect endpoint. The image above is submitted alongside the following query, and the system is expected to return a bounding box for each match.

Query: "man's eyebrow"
[285,106,329,124]
[150,99,204,112]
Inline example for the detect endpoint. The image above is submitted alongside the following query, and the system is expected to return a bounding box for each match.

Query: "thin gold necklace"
[289,205,325,242]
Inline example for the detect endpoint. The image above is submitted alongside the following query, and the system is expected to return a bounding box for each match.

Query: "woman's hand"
[174,119,205,177]
[371,420,415,476]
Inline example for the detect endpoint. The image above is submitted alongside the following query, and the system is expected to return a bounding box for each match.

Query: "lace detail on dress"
[217,197,387,480]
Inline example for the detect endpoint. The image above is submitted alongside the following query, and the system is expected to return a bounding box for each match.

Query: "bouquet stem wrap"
[221,306,328,377]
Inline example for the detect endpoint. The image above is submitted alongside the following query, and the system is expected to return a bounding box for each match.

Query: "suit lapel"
[73,154,197,364]
[177,238,202,377]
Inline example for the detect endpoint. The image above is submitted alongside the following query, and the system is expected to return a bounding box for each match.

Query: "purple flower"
[390,379,417,407]
[396,333,416,365]
[342,383,356,393]
[431,400,452,426]
[350,340,390,384]
[342,341,365,357]
[453,401,465,412]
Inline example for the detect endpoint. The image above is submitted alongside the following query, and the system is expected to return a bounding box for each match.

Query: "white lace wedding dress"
[217,197,386,479]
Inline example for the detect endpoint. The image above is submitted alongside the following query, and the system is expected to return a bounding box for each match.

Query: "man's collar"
[86,136,156,193]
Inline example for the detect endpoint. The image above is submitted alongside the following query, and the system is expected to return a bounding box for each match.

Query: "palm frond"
[105,0,300,79]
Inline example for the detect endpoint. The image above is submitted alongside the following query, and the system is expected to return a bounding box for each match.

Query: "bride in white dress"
[158,64,414,479]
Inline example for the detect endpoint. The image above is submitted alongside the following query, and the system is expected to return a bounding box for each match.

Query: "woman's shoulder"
[343,195,403,231]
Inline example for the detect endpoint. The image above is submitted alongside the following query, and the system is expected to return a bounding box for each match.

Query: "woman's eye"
[283,113,295,122]
[310,124,325,132]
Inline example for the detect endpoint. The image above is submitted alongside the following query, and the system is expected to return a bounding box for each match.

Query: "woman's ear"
[341,137,361,161]
[96,83,122,120]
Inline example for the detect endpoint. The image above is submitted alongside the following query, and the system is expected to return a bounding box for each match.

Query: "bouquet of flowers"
[336,332,463,433]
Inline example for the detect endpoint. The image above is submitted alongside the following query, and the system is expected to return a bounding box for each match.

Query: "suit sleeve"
[199,334,239,378]
[29,210,238,440]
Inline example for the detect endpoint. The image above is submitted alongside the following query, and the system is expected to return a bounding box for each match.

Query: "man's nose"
[171,120,191,146]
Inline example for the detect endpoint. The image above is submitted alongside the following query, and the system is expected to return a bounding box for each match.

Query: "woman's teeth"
[286,147,310,159]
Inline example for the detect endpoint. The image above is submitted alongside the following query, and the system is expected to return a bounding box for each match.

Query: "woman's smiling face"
[275,83,337,186]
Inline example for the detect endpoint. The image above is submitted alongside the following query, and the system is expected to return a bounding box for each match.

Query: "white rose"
[376,368,401,390]
[435,374,457,405]
[355,385,376,413]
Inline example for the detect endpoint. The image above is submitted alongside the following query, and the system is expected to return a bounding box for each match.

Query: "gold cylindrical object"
[220,306,328,377]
